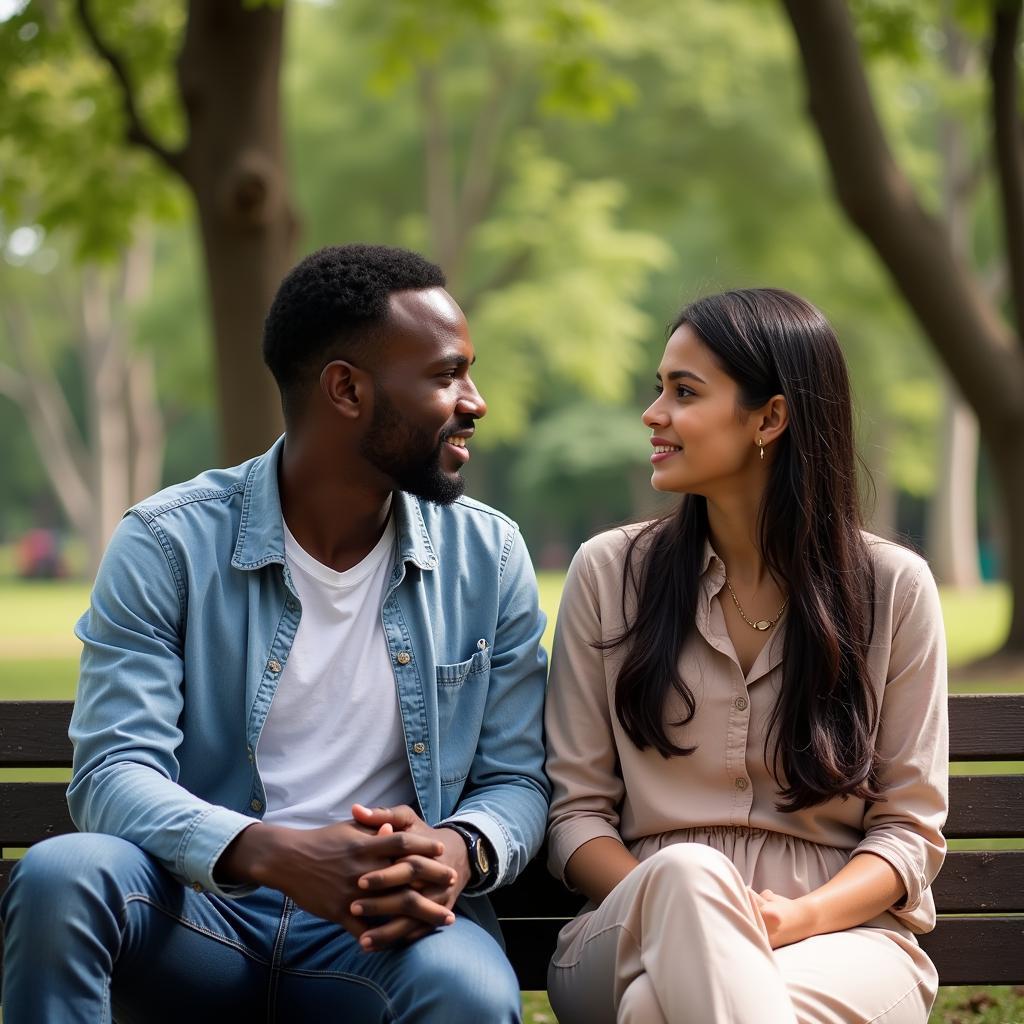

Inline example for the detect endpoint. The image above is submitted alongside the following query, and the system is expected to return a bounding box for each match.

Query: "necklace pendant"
[754,619,771,631]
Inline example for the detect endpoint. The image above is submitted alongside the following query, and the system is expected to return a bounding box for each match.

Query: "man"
[0,245,550,1022]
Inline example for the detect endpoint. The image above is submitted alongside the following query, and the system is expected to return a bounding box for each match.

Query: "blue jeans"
[0,833,521,1023]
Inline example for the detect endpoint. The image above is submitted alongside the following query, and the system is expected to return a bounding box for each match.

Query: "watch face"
[475,839,490,876]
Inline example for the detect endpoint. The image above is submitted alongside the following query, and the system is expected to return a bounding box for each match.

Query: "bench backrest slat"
[945,775,1024,838]
[0,782,75,847]
[0,701,74,767]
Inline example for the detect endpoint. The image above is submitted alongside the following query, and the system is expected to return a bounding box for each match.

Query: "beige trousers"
[547,844,937,1024]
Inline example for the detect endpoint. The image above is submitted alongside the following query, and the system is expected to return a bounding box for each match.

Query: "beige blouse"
[545,526,948,934]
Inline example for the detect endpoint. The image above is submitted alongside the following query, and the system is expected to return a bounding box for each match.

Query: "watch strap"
[446,822,496,892]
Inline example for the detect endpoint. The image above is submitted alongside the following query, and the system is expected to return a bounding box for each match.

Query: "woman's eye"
[676,386,694,399]
[653,384,664,395]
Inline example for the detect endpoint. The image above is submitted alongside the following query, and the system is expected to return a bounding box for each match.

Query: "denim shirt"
[69,436,550,913]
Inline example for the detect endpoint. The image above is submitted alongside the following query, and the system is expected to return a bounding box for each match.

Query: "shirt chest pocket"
[434,645,491,785]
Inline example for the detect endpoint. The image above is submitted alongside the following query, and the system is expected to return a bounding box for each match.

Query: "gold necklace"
[724,576,788,632]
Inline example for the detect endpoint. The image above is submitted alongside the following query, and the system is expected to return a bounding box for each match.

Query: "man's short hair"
[262,244,446,420]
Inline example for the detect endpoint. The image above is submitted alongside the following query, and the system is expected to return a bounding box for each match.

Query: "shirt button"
[267,659,282,674]
[251,798,263,812]
[412,742,426,754]
[192,882,202,892]
[396,651,412,665]
[734,696,749,711]
[734,777,749,791]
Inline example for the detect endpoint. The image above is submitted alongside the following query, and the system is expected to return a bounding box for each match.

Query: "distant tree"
[781,0,1024,659]
[0,237,164,573]
[1,0,293,463]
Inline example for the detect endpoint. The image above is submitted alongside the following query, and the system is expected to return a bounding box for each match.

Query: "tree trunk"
[781,0,1024,654]
[925,14,982,586]
[928,377,981,586]
[176,0,297,465]
[863,419,897,540]
[990,433,1024,648]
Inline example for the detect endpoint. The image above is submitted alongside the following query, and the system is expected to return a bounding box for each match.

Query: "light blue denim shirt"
[69,436,550,915]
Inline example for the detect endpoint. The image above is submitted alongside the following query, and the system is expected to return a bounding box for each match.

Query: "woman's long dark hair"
[607,288,880,811]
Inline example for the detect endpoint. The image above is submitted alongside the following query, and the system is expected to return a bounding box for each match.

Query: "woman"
[544,289,947,1024]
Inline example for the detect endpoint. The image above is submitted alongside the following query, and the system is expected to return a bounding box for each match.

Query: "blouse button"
[734,777,749,791]
[734,696,749,711]
[412,742,426,754]
[396,651,412,665]
[251,798,263,812]
[267,659,281,674]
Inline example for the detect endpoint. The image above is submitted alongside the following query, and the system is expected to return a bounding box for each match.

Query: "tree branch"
[990,1,1024,330]
[455,58,515,269]
[0,309,93,535]
[459,248,532,317]
[418,65,459,278]
[780,0,1024,429]
[76,0,187,179]
[0,362,27,404]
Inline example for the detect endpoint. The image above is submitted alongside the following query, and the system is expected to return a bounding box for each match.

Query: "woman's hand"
[750,888,818,949]
[751,853,906,950]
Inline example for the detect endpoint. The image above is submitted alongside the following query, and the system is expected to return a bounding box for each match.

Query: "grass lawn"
[0,576,1021,1022]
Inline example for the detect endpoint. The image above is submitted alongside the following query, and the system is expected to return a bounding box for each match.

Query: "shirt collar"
[700,539,725,580]
[231,435,437,573]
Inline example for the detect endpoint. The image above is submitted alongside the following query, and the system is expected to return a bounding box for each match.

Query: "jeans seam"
[277,966,397,1020]
[266,896,294,1022]
[122,894,269,965]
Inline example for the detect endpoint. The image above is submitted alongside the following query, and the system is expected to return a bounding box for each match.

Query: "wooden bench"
[1,694,1022,994]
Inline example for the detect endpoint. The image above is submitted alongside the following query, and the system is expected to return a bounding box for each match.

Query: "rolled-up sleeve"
[545,542,627,882]
[854,563,948,930]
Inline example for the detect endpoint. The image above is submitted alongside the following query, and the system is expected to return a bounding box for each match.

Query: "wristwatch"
[446,823,496,892]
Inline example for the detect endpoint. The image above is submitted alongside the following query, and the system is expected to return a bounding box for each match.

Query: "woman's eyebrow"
[655,369,707,384]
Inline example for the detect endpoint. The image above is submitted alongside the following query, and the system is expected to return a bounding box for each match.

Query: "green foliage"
[0,0,187,260]
[0,0,997,552]
[468,145,671,440]
[355,0,636,120]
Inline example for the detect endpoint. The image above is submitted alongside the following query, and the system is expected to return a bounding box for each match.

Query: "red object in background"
[15,528,66,579]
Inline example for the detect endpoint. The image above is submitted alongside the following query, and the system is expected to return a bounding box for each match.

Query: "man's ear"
[757,394,789,445]
[320,360,371,420]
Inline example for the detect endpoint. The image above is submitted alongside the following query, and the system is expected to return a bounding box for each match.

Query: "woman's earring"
[757,437,765,461]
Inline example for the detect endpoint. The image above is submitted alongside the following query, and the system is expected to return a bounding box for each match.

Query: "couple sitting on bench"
[0,244,946,1024]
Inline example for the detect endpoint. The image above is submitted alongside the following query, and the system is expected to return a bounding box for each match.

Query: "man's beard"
[360,387,466,506]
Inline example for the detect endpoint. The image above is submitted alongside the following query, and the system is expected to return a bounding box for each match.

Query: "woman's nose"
[642,399,667,429]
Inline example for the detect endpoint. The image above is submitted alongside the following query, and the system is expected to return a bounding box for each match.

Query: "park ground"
[0,576,1021,1022]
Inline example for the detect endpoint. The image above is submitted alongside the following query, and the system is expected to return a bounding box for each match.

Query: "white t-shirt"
[255,515,416,829]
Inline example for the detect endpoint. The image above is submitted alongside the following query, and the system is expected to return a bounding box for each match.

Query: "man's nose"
[458,377,487,419]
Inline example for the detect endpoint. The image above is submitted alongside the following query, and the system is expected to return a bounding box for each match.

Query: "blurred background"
[0,2,1022,1018]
